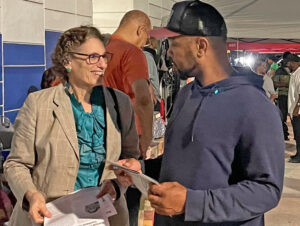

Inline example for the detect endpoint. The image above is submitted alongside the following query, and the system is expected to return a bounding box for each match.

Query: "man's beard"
[172,64,197,80]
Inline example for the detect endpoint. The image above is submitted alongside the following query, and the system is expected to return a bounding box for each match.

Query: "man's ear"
[137,25,143,37]
[195,37,208,58]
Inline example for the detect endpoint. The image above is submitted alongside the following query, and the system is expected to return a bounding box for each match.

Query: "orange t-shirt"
[104,35,149,134]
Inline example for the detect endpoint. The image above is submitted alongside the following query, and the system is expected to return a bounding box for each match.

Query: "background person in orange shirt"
[104,10,153,159]
[104,10,153,226]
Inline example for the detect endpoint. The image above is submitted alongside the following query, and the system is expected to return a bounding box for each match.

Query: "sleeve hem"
[184,189,205,221]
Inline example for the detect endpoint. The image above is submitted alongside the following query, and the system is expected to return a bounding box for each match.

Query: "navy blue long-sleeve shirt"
[155,70,285,226]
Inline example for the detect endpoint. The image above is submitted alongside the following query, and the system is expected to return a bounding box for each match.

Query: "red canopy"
[227,42,300,53]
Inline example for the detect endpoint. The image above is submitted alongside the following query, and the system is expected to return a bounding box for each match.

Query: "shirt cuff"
[184,188,205,222]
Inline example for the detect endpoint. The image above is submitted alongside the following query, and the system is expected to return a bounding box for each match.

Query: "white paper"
[44,187,117,226]
[106,160,159,196]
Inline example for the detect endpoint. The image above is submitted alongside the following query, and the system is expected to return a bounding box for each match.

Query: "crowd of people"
[3,0,299,225]
[251,52,300,163]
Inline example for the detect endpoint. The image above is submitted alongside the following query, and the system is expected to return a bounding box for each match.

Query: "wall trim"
[4,109,20,113]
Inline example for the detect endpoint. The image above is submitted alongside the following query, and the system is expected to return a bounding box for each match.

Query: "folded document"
[44,187,116,226]
[106,160,159,196]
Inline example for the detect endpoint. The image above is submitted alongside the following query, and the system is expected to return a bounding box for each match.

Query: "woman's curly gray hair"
[51,26,105,83]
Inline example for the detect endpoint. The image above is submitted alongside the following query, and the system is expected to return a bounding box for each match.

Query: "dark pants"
[126,157,162,226]
[126,187,141,226]
[145,155,163,181]
[292,116,300,157]
[277,95,289,139]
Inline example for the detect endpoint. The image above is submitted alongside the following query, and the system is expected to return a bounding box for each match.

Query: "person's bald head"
[114,10,151,48]
[119,10,151,29]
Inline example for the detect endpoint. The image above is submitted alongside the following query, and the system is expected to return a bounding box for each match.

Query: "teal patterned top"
[67,85,106,191]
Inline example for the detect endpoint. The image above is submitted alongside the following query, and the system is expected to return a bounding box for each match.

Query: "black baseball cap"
[285,54,300,63]
[148,0,227,39]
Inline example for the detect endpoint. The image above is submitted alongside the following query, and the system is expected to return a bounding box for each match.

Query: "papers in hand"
[44,187,117,226]
[106,160,159,196]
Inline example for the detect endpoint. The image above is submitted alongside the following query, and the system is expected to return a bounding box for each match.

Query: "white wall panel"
[133,0,148,13]
[162,0,174,10]
[93,0,177,32]
[149,3,162,20]
[24,0,43,3]
[76,15,93,27]
[149,0,162,7]
[95,27,116,35]
[45,9,77,32]
[93,12,124,29]
[45,0,76,14]
[93,0,133,12]
[150,17,161,27]
[162,8,171,17]
[77,0,93,16]
[3,0,44,44]
[0,5,2,34]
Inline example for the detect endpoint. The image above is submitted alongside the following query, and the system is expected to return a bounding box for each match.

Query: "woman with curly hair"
[4,26,140,226]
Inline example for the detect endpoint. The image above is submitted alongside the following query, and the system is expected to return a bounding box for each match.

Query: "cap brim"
[148,27,181,39]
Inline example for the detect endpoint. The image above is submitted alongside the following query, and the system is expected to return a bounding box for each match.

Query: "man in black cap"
[147,1,284,225]
[286,54,300,163]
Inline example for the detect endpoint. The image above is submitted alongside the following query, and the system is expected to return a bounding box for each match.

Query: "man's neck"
[113,30,137,47]
[197,63,233,87]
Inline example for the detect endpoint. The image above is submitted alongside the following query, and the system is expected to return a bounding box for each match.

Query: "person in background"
[253,58,278,103]
[4,26,140,226]
[286,54,300,163]
[143,37,161,111]
[267,56,279,78]
[40,66,62,89]
[148,1,284,225]
[143,37,164,182]
[27,86,39,95]
[273,51,291,140]
[104,10,154,226]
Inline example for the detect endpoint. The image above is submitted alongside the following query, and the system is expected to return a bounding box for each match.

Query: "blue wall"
[1,31,61,123]
[45,31,62,68]
[0,34,3,120]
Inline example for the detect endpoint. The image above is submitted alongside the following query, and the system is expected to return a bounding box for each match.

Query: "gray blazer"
[4,84,139,226]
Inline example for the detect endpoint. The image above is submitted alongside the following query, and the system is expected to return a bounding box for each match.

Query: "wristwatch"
[297,102,300,106]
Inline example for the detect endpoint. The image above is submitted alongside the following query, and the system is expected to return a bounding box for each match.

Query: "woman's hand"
[112,158,141,187]
[25,189,52,224]
[96,180,117,200]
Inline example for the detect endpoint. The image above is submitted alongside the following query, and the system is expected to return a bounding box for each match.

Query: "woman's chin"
[96,77,104,86]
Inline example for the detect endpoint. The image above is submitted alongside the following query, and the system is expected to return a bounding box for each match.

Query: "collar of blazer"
[53,84,80,160]
[51,84,121,163]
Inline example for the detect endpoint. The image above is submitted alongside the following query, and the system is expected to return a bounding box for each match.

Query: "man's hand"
[139,135,152,159]
[111,158,142,187]
[149,84,158,105]
[25,189,52,224]
[148,182,187,217]
[96,180,117,200]
[132,79,154,159]
[270,94,278,103]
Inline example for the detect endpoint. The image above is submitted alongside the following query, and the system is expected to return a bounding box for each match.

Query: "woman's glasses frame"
[68,52,112,64]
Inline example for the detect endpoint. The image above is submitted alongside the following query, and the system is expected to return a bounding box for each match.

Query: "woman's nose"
[97,57,107,69]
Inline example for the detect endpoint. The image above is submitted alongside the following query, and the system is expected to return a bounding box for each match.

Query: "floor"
[139,121,300,226]
[265,121,300,226]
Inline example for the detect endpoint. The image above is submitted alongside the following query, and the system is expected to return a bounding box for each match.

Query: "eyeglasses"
[68,52,112,64]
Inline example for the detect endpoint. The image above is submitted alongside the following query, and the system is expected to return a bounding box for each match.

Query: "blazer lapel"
[53,84,80,160]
